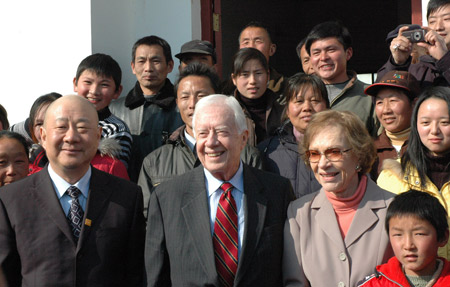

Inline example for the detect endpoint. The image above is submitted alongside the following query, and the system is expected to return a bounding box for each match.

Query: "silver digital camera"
[403,29,427,43]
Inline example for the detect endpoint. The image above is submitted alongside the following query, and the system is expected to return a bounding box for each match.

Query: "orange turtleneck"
[325,175,368,239]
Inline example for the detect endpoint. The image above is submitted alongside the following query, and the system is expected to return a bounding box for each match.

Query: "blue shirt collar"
[48,164,91,199]
[205,161,244,196]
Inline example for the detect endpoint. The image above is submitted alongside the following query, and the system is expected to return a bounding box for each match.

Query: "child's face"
[73,70,122,111]
[389,215,448,276]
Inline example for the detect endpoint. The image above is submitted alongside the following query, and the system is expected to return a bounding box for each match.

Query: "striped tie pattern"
[213,182,238,287]
[66,186,84,241]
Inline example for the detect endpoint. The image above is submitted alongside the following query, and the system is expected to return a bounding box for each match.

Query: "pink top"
[325,175,368,238]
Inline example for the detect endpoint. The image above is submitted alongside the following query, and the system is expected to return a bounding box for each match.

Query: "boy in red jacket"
[358,190,450,287]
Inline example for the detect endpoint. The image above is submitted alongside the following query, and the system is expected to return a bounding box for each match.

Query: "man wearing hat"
[377,0,450,88]
[365,70,420,180]
[175,39,217,72]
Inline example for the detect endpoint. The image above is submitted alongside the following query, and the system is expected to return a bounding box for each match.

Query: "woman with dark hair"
[258,73,329,197]
[283,110,394,287]
[0,104,9,131]
[378,86,450,259]
[27,93,63,170]
[231,47,284,145]
[0,130,29,186]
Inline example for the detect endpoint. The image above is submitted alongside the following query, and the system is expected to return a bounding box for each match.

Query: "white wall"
[0,0,91,126]
[1,0,202,126]
[423,0,429,25]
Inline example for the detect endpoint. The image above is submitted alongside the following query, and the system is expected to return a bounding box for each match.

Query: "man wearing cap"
[377,0,450,88]
[365,70,420,180]
[175,39,217,72]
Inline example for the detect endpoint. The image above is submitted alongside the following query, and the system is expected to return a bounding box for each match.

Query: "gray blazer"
[0,166,146,287]
[282,177,394,287]
[145,164,295,286]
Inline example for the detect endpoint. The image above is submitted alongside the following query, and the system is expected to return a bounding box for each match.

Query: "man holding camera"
[377,0,450,88]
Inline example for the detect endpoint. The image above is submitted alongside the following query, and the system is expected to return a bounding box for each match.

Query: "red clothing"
[90,153,129,180]
[357,256,450,287]
[28,153,129,180]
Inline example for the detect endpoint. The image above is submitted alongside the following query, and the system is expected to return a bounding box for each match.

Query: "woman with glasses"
[282,110,394,287]
[258,73,329,198]
[378,86,450,259]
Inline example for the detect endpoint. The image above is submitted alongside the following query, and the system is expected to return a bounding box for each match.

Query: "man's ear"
[439,229,450,247]
[40,126,47,148]
[131,61,136,75]
[73,77,78,92]
[113,85,123,100]
[240,129,249,149]
[346,47,353,61]
[167,60,174,73]
[269,43,277,57]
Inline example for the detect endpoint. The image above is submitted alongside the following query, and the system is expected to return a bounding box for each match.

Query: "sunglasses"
[305,148,352,163]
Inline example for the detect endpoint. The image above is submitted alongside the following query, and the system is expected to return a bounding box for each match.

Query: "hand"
[417,26,448,60]
[390,26,412,65]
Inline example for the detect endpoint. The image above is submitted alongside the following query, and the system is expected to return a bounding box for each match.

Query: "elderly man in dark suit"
[145,94,295,286]
[0,95,145,286]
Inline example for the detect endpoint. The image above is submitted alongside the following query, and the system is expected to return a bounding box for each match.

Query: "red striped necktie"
[213,182,238,287]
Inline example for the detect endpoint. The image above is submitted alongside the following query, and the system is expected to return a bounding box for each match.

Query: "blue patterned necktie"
[66,186,84,241]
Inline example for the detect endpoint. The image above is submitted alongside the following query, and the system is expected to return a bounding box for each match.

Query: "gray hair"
[192,94,247,137]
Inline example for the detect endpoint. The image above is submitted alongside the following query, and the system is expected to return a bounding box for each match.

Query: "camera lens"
[414,32,421,41]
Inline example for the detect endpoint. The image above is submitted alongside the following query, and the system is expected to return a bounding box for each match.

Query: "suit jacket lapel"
[345,178,387,247]
[312,190,347,250]
[235,165,267,284]
[31,166,76,245]
[77,168,113,252]
[181,167,217,279]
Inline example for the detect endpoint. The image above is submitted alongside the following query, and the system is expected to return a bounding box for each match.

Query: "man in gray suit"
[145,94,295,286]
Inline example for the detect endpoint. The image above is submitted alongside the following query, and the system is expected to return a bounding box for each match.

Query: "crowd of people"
[1,0,450,286]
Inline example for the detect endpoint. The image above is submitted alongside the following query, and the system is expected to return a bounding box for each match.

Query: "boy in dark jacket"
[358,190,450,287]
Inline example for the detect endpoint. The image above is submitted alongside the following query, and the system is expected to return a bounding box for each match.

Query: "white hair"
[192,94,248,137]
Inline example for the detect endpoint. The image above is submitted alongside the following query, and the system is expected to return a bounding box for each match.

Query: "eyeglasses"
[305,148,352,163]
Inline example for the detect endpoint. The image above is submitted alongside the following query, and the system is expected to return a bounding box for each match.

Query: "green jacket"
[330,71,379,137]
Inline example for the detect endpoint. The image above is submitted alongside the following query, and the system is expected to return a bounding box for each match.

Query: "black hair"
[401,86,450,188]
[284,73,330,108]
[386,190,449,242]
[0,104,9,130]
[427,0,450,20]
[231,48,269,76]
[29,93,62,143]
[296,38,307,60]
[0,130,30,158]
[132,35,173,64]
[174,62,220,94]
[305,21,352,55]
[239,21,274,43]
[75,53,122,92]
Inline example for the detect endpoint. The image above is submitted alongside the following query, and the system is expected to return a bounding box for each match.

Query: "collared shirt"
[205,161,245,256]
[184,129,196,152]
[48,164,91,216]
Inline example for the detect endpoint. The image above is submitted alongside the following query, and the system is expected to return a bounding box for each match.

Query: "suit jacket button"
[339,252,347,261]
